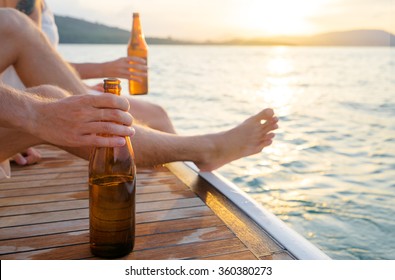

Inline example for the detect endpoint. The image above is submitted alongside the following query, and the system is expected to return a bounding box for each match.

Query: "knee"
[150,103,170,120]
[0,9,31,38]
[27,85,69,100]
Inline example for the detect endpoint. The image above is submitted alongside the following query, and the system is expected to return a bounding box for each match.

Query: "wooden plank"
[0,197,204,217]
[0,226,233,256]
[136,215,224,236]
[259,251,295,260]
[137,206,213,224]
[0,191,88,207]
[0,177,88,190]
[0,243,92,260]
[0,215,223,241]
[0,189,196,207]
[10,165,87,177]
[0,199,87,217]
[0,184,88,198]
[198,250,258,260]
[2,171,87,183]
[137,197,205,213]
[1,237,247,260]
[0,206,212,228]
[135,226,234,251]
[0,219,88,241]
[0,230,89,255]
[136,190,197,203]
[0,180,186,198]
[122,238,248,260]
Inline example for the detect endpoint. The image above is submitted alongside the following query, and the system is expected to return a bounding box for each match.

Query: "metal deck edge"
[167,161,331,260]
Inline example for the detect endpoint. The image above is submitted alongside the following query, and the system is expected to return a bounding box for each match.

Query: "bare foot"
[11,147,41,166]
[196,108,278,171]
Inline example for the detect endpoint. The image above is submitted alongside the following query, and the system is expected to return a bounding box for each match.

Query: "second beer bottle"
[89,78,136,258]
[128,13,148,95]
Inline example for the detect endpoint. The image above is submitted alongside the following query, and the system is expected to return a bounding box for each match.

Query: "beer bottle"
[89,78,136,258]
[127,13,148,95]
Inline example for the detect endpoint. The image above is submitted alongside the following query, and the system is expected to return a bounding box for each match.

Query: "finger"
[264,132,276,140]
[128,56,147,64]
[256,108,274,122]
[115,69,137,80]
[129,64,148,71]
[260,132,275,142]
[91,109,133,126]
[89,95,130,111]
[260,121,279,135]
[129,70,148,77]
[12,153,27,165]
[85,122,135,137]
[81,135,127,147]
[129,76,144,83]
[129,127,136,138]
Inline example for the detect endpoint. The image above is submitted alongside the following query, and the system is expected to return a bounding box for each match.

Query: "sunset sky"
[46,0,394,40]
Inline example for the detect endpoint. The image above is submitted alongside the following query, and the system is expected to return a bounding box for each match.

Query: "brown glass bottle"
[127,12,148,95]
[89,78,136,258]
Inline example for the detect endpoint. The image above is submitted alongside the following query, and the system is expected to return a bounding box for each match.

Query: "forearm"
[0,84,38,133]
[70,62,106,79]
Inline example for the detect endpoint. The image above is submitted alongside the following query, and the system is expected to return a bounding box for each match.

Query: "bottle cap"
[104,78,121,84]
[103,78,121,93]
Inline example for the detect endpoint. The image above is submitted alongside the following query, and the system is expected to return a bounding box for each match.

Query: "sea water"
[59,44,395,259]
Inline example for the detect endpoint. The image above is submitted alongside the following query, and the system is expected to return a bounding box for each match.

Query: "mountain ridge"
[55,15,395,46]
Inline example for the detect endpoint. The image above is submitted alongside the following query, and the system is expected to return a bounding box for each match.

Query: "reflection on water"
[59,45,395,259]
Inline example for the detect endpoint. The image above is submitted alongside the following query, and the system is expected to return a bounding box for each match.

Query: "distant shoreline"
[55,15,395,47]
[58,42,394,47]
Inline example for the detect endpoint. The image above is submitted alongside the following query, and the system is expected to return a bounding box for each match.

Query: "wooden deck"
[0,145,295,260]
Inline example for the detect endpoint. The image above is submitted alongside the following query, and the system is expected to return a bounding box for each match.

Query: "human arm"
[70,56,147,80]
[0,84,135,147]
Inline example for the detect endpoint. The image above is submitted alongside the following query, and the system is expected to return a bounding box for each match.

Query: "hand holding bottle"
[89,78,136,258]
[26,85,135,148]
[101,56,147,82]
[128,13,149,95]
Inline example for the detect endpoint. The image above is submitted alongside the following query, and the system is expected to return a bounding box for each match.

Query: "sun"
[237,0,329,36]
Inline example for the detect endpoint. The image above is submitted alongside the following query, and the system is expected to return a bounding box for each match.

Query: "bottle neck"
[104,88,121,96]
[103,83,121,95]
[130,14,147,49]
[100,79,122,138]
[132,15,142,35]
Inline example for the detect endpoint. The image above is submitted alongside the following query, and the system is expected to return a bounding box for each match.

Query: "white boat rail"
[182,161,331,260]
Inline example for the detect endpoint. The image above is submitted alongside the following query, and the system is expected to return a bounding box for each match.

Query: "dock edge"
[167,161,331,260]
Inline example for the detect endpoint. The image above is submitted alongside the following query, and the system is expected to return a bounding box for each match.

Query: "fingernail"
[117,138,126,146]
[129,128,136,138]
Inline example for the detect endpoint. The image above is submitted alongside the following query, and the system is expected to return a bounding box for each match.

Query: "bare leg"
[129,108,278,171]
[0,9,86,95]
[127,97,176,133]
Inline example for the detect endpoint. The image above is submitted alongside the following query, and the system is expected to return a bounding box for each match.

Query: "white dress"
[0,1,59,179]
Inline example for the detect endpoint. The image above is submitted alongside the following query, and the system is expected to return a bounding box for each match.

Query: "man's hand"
[27,87,135,147]
[102,56,147,82]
